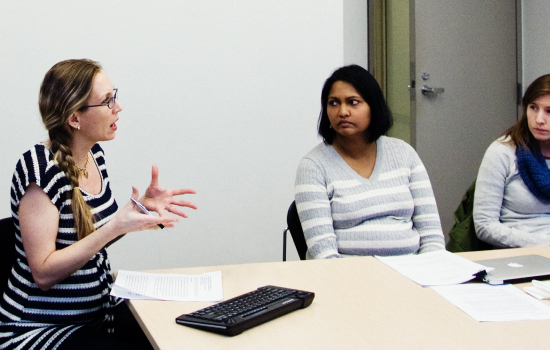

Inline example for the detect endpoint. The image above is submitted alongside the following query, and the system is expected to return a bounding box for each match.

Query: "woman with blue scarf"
[474,74,550,248]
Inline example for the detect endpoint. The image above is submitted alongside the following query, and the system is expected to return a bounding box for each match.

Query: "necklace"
[76,153,89,179]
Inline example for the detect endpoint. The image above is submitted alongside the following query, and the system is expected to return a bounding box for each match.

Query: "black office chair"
[0,217,16,295]
[282,201,307,261]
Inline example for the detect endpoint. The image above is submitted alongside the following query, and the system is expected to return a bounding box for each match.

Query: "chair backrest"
[0,217,16,294]
[285,201,307,260]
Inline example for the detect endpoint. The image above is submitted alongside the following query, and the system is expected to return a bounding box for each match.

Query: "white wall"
[522,0,550,89]
[343,0,369,68]
[0,1,365,271]
[3,0,547,271]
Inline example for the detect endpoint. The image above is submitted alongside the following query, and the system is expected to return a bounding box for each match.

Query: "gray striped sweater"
[294,136,445,259]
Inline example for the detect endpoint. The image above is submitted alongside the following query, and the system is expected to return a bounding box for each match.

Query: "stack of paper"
[525,280,550,300]
[432,283,550,322]
[376,250,550,322]
[375,250,487,286]
[110,270,223,302]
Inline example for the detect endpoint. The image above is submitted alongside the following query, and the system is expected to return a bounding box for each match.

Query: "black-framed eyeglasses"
[82,88,118,109]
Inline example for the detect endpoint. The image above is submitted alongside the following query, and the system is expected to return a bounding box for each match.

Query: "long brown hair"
[39,59,102,240]
[503,74,550,154]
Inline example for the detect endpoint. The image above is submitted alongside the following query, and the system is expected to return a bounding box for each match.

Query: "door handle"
[421,85,445,95]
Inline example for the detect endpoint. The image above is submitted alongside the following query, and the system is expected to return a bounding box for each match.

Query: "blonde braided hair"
[39,59,102,240]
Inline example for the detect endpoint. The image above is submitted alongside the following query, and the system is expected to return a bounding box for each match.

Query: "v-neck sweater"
[294,136,445,259]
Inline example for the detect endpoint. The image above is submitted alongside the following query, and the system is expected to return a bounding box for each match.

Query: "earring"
[77,126,80,131]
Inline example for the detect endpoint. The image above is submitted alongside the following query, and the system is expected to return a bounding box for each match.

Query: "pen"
[130,198,169,232]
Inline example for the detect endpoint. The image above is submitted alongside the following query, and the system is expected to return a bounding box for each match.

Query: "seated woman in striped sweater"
[0,59,196,350]
[294,65,445,259]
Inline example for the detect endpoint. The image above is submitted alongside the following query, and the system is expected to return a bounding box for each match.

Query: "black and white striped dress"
[0,143,120,350]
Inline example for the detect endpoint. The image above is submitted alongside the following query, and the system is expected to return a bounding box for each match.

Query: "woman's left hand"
[140,165,197,218]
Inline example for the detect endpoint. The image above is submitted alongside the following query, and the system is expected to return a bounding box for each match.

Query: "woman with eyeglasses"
[473,74,550,248]
[294,65,445,259]
[0,59,196,350]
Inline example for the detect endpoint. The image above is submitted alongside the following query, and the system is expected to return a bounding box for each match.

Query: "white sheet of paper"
[432,283,550,322]
[375,250,487,286]
[110,270,223,302]
[524,280,550,300]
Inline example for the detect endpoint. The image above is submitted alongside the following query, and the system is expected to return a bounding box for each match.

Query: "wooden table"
[128,246,550,349]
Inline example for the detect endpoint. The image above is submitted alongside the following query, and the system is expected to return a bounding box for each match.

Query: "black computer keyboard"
[175,285,315,336]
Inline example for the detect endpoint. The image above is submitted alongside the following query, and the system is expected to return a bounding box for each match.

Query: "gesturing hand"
[140,165,197,218]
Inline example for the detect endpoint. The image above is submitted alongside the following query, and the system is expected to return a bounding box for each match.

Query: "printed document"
[432,283,550,322]
[111,270,223,302]
[375,250,487,286]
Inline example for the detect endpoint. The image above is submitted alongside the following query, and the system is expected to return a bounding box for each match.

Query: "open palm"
[141,165,197,218]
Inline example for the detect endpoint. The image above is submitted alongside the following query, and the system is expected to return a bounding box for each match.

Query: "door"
[410,0,518,236]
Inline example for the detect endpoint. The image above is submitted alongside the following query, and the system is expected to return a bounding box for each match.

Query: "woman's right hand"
[105,187,179,239]
[20,185,178,291]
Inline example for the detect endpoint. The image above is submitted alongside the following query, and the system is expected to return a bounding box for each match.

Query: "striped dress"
[294,136,445,259]
[0,143,120,350]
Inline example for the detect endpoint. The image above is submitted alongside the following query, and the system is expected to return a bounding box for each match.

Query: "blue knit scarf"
[516,145,550,201]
